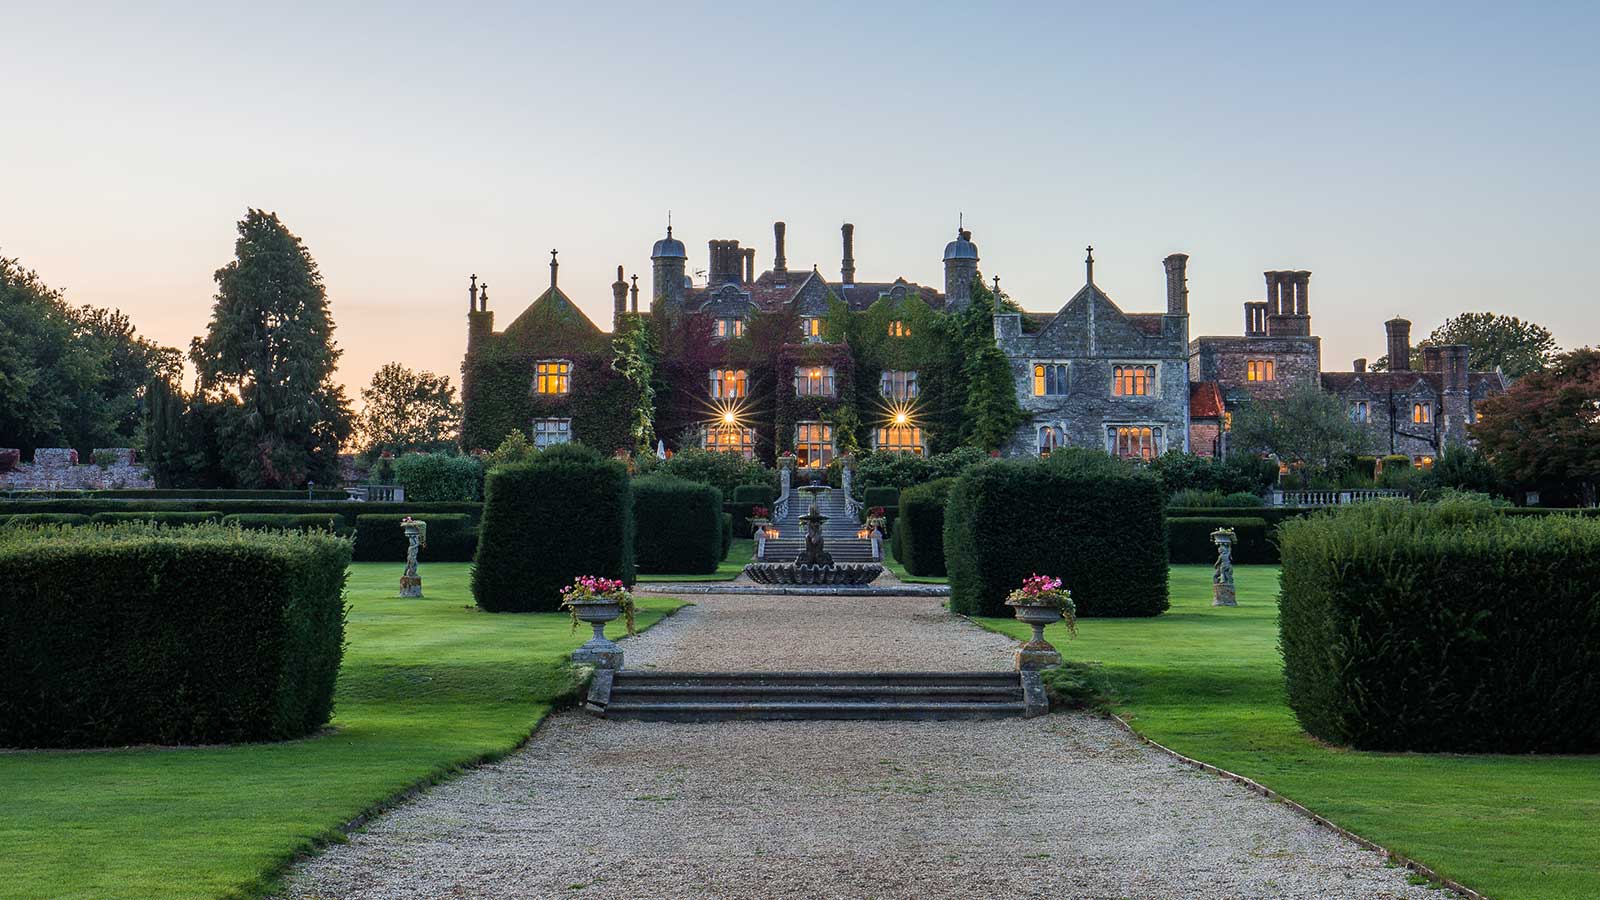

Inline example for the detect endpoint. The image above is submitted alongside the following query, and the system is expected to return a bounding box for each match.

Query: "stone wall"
[0,448,152,491]
[1188,335,1321,402]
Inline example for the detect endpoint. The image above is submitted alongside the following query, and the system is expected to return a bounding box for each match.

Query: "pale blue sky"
[2,1,1595,394]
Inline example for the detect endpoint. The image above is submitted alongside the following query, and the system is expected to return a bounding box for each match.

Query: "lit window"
[532,418,571,448]
[535,360,571,394]
[1032,363,1068,396]
[1113,364,1156,397]
[1413,402,1432,424]
[794,422,834,468]
[880,370,919,400]
[873,426,924,455]
[1350,400,1369,423]
[1110,425,1162,460]
[793,366,836,397]
[715,318,745,338]
[887,320,910,337]
[709,369,748,399]
[1415,455,1435,469]
[1223,411,1233,431]
[1038,426,1062,457]
[703,426,755,459]
[800,317,823,341]
[1246,359,1276,382]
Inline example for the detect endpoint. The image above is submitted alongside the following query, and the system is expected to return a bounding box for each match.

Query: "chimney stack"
[1353,358,1367,373]
[773,221,787,280]
[611,265,627,326]
[743,248,755,284]
[1244,301,1268,337]
[707,240,744,287]
[841,223,856,285]
[1162,253,1189,315]
[1422,345,1445,373]
[1385,317,1412,371]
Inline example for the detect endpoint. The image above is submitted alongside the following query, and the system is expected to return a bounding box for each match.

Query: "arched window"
[1246,359,1276,382]
[1032,363,1067,396]
[1038,426,1061,457]
[1112,364,1156,396]
[1110,425,1161,460]
[708,369,748,399]
[1412,402,1432,424]
[887,320,910,337]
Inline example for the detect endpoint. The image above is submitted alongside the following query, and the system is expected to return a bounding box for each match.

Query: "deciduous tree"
[356,362,461,457]
[1471,347,1600,505]
[1373,312,1557,378]
[1228,382,1372,473]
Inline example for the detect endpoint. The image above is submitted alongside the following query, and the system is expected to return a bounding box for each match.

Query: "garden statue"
[399,517,427,598]
[1210,527,1237,607]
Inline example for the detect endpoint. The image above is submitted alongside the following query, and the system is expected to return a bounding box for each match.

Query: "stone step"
[593,671,1040,721]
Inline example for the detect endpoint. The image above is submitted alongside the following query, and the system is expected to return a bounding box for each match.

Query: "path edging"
[1099,712,1487,900]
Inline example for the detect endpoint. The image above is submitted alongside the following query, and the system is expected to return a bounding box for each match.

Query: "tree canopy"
[1228,381,1372,472]
[356,362,461,458]
[1471,347,1600,505]
[189,210,352,487]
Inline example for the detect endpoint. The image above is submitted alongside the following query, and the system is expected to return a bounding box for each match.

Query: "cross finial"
[549,249,559,288]
[667,210,673,239]
[468,273,479,312]
[993,275,1000,295]
[1085,245,1095,284]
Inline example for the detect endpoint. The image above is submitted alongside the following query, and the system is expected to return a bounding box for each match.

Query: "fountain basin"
[743,562,883,585]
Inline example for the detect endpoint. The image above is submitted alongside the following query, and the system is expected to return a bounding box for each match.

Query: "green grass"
[635,537,754,582]
[974,565,1600,900]
[883,540,949,584]
[0,563,686,900]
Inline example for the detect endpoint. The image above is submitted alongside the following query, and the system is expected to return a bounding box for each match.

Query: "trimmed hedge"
[3,513,92,527]
[0,499,482,531]
[1279,503,1600,752]
[0,524,350,748]
[633,475,722,575]
[221,513,340,533]
[898,478,956,577]
[729,484,777,538]
[472,445,633,612]
[91,511,222,526]
[1167,517,1273,564]
[721,512,734,560]
[393,453,483,502]
[3,488,349,500]
[946,456,1168,617]
[351,513,476,562]
[863,486,900,510]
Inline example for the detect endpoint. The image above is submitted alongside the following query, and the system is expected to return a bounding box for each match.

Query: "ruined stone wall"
[0,448,152,491]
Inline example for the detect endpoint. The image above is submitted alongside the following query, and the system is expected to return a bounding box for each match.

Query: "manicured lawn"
[0,563,686,900]
[636,537,754,582]
[975,565,1600,900]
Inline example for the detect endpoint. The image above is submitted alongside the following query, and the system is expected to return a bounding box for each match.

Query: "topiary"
[898,477,957,576]
[632,475,722,575]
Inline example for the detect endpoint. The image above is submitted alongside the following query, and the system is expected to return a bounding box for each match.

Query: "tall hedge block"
[898,478,956,577]
[0,525,350,748]
[1167,516,1274,564]
[945,458,1168,617]
[352,513,477,562]
[1278,503,1600,752]
[632,475,722,575]
[472,445,633,612]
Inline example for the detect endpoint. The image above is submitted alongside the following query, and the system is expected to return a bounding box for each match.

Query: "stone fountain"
[743,483,883,585]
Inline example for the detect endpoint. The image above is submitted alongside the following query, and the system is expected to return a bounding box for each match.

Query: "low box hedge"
[946,455,1168,617]
[0,524,350,748]
[0,499,482,531]
[898,478,956,577]
[1278,503,1600,752]
[351,513,476,562]
[1167,516,1273,564]
[633,475,722,575]
[91,511,222,526]
[2,513,92,527]
[472,445,633,612]
[221,513,340,533]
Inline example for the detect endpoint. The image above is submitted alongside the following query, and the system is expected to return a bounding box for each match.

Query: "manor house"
[458,219,1504,467]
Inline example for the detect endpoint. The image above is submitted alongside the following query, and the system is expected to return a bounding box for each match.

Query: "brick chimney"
[1422,345,1445,373]
[1353,358,1367,374]
[841,223,856,286]
[1244,301,1268,337]
[1162,253,1189,315]
[1385,317,1412,371]
[707,240,744,287]
[611,265,627,327]
[773,221,787,282]
[743,248,755,284]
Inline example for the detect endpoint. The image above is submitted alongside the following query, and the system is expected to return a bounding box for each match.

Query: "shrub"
[1167,488,1264,508]
[1278,502,1600,752]
[729,484,777,536]
[946,454,1168,617]
[91,511,222,526]
[1378,455,1413,489]
[221,513,339,532]
[351,513,476,562]
[1166,516,1273,564]
[721,512,734,560]
[632,475,722,575]
[0,524,349,748]
[639,448,774,498]
[862,486,900,509]
[1352,456,1378,481]
[852,447,989,502]
[393,453,483,502]
[898,477,956,577]
[1147,451,1278,496]
[472,445,632,612]
[3,513,92,527]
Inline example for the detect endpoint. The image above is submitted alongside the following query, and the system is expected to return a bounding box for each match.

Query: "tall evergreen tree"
[189,210,352,487]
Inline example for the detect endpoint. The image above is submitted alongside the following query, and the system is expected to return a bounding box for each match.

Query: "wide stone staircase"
[760,487,876,563]
[592,670,1040,721]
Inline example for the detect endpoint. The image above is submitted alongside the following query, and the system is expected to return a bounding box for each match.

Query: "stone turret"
[943,228,979,313]
[651,225,687,312]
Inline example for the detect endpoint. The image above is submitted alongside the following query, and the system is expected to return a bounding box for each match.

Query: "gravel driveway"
[276,593,1448,900]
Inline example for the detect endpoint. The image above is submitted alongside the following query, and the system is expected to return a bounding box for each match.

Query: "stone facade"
[0,448,152,490]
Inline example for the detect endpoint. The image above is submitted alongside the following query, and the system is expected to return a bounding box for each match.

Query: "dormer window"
[800,316,823,342]
[535,360,571,395]
[715,317,745,339]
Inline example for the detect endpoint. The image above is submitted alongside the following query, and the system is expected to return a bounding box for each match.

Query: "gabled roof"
[501,285,602,345]
[681,269,944,315]
[1319,370,1507,396]
[1190,381,1226,418]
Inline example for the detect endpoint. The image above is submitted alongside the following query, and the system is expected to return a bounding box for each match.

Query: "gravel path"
[277,593,1448,900]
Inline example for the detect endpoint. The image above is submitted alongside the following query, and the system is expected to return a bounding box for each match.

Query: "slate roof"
[1190,381,1226,418]
[501,285,602,343]
[1319,370,1507,396]
[1125,313,1167,337]
[683,269,944,314]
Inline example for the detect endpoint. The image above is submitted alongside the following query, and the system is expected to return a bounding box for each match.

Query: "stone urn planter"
[1005,574,1076,671]
[561,576,635,671]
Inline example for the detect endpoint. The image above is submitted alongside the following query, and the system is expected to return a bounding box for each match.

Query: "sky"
[3,1,1596,403]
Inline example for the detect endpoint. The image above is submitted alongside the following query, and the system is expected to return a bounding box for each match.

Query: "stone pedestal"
[570,601,624,670]
[399,575,423,598]
[1009,603,1063,671]
[1212,582,1236,607]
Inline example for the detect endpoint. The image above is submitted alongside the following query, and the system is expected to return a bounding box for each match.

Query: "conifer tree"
[189,209,352,487]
